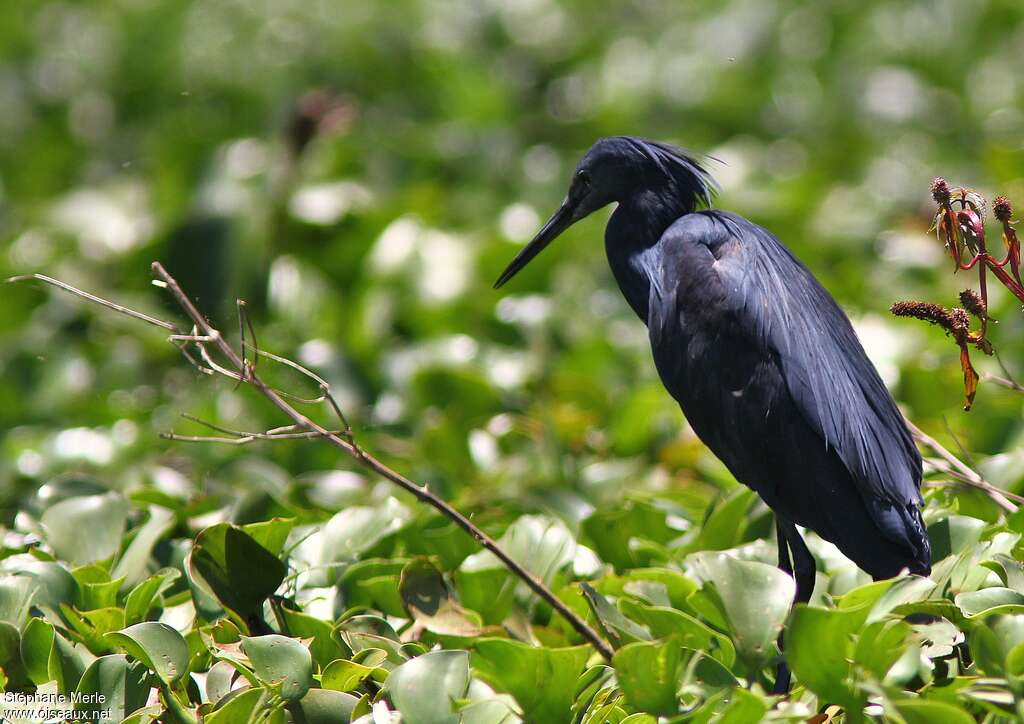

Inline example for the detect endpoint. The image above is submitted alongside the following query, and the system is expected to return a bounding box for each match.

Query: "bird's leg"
[772,518,816,695]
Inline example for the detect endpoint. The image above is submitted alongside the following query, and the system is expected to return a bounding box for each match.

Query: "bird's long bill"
[494,200,575,288]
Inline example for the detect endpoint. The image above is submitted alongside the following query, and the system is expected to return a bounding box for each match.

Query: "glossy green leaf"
[75,654,150,723]
[612,638,683,715]
[472,638,590,724]
[41,493,130,566]
[692,553,794,666]
[188,523,285,633]
[385,649,470,724]
[242,634,313,701]
[105,622,190,685]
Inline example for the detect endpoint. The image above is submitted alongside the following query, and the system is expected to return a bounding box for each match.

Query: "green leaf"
[582,500,676,570]
[892,699,976,724]
[687,487,756,553]
[854,619,912,679]
[105,622,190,685]
[0,575,36,627]
[206,687,273,723]
[21,617,56,685]
[242,634,313,701]
[320,658,388,692]
[579,583,651,648]
[52,631,87,694]
[60,604,125,654]
[188,523,285,633]
[41,493,129,566]
[240,517,295,556]
[385,649,470,724]
[612,638,683,715]
[112,506,176,588]
[866,575,937,623]
[399,558,482,637]
[278,608,348,670]
[124,568,181,626]
[75,654,151,724]
[618,600,735,668]
[928,515,986,562]
[955,587,1024,617]
[73,565,125,611]
[692,553,794,667]
[472,638,589,724]
[714,687,769,724]
[3,560,78,615]
[289,688,359,724]
[787,604,861,709]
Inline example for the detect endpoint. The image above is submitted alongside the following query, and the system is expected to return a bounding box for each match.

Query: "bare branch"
[908,419,1018,512]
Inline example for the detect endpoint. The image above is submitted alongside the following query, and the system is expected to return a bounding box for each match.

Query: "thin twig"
[983,373,1024,394]
[8,273,177,331]
[907,419,1018,512]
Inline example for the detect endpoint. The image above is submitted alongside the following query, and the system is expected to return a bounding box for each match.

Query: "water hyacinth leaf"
[712,687,769,723]
[618,599,735,668]
[399,558,482,637]
[866,575,937,623]
[787,605,860,708]
[692,553,794,666]
[41,493,129,566]
[320,658,388,692]
[111,506,176,588]
[189,523,286,633]
[853,619,912,679]
[205,687,272,723]
[2,559,78,615]
[124,568,181,626]
[0,621,21,674]
[52,630,87,694]
[472,639,590,724]
[892,699,976,724]
[969,614,1024,676]
[74,570,126,612]
[21,617,56,685]
[278,608,349,670]
[238,518,295,557]
[60,604,124,654]
[579,583,651,648]
[242,634,313,701]
[612,638,684,715]
[582,500,676,570]
[384,649,470,724]
[687,487,756,553]
[105,622,190,685]
[928,516,986,562]
[0,575,36,627]
[75,654,150,724]
[983,555,1024,593]
[290,688,360,724]
[955,587,1024,617]
[319,501,410,568]
[205,660,238,705]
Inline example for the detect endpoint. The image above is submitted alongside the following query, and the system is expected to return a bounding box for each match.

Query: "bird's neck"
[605,190,688,322]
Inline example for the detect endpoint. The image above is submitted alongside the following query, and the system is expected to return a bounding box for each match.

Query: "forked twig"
[10,265,616,661]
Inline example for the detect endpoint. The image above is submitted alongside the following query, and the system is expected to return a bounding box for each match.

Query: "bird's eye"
[577,170,592,189]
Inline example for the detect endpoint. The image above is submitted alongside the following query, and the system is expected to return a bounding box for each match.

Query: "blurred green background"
[3,0,1024,524]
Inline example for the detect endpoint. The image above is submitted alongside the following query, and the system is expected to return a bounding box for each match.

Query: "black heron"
[494,136,930,690]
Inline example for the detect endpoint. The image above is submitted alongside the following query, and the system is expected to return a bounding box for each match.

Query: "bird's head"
[494,136,715,288]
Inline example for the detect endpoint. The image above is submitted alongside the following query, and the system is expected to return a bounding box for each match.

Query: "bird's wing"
[667,211,922,507]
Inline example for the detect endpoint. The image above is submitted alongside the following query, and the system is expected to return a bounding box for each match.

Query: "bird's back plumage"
[610,208,929,577]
